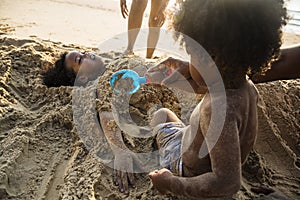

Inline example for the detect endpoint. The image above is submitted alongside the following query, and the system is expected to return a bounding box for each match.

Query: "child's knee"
[154,108,172,117]
[148,13,165,27]
[150,108,171,127]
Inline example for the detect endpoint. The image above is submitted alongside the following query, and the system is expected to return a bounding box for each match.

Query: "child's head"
[42,51,105,87]
[42,52,77,87]
[172,0,288,87]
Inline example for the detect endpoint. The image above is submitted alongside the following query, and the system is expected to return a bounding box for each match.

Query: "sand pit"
[0,28,299,199]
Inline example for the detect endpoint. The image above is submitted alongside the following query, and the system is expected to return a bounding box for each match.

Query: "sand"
[0,30,299,199]
[1,0,300,199]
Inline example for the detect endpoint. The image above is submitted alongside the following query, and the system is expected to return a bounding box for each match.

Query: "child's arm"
[98,112,143,194]
[149,111,241,198]
[146,57,208,94]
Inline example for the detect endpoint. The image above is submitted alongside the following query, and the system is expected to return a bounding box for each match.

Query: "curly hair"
[42,52,76,87]
[172,0,288,87]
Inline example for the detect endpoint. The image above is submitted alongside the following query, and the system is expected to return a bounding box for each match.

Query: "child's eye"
[90,54,95,60]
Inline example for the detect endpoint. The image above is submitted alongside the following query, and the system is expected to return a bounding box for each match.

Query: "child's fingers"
[147,64,168,73]
[162,70,180,86]
[120,0,128,19]
[121,171,129,194]
[148,57,177,73]
[128,172,136,188]
[117,171,123,191]
[123,6,128,18]
[113,169,118,186]
[148,170,159,178]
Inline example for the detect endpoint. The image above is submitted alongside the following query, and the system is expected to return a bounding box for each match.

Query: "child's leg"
[150,108,184,175]
[150,108,181,127]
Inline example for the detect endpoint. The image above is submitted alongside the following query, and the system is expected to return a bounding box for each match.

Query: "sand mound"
[0,35,299,200]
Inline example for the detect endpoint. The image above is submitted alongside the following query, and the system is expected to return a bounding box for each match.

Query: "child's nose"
[83,53,88,58]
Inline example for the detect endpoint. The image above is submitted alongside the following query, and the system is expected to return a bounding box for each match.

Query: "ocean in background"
[114,0,300,35]
[285,0,300,34]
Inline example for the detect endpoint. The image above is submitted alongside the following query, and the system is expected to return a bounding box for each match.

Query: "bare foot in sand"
[124,49,134,56]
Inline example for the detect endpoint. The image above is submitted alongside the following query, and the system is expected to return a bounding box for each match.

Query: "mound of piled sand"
[0,34,299,200]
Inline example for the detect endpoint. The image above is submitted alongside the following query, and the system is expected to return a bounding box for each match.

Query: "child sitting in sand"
[42,0,295,193]
[146,0,288,198]
[41,40,299,196]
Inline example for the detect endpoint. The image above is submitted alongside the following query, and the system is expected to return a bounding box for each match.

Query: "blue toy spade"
[110,69,148,94]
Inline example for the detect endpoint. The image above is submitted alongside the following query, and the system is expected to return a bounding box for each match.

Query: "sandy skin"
[147,57,259,198]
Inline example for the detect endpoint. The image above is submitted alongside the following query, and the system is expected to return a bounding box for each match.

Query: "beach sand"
[0,0,300,199]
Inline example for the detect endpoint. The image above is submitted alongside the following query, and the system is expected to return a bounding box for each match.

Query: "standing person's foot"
[124,49,134,56]
[146,47,155,59]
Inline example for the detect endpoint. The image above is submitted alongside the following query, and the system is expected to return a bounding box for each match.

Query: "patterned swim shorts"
[153,122,185,176]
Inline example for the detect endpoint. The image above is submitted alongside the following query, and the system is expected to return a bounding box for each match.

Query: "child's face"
[185,39,219,87]
[65,51,106,84]
[65,51,105,75]
[184,39,206,86]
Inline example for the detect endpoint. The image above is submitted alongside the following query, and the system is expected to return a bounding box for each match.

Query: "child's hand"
[113,151,144,195]
[146,57,191,86]
[149,168,173,195]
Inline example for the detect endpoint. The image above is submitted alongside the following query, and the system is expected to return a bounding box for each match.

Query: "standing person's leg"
[147,0,169,58]
[125,0,148,55]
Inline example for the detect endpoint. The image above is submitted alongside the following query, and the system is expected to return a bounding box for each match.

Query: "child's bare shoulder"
[225,80,259,124]
[198,80,258,121]
[201,80,257,117]
[228,80,258,104]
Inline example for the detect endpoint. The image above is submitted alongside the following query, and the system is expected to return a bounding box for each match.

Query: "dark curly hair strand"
[42,52,76,87]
